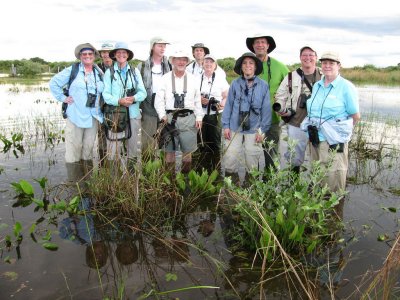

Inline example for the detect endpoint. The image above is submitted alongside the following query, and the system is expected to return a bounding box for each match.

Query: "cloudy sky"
[2,0,399,67]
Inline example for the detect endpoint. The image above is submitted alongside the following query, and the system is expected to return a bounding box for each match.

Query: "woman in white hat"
[49,43,104,178]
[102,42,147,171]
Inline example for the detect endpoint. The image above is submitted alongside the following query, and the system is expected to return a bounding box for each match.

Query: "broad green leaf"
[32,198,44,208]
[42,242,58,251]
[29,223,36,234]
[276,209,284,225]
[19,180,34,195]
[289,224,299,240]
[165,273,178,282]
[13,222,22,237]
[307,241,317,253]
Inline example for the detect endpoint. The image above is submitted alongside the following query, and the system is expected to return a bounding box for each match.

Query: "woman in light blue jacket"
[49,43,104,165]
[102,42,146,168]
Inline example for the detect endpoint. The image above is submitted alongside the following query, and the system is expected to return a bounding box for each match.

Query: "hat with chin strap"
[246,34,276,54]
[109,42,134,61]
[234,52,263,76]
[75,43,99,59]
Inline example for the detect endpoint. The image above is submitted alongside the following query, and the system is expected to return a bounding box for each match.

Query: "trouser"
[310,141,349,192]
[97,120,107,163]
[223,131,263,173]
[107,118,141,160]
[263,123,281,171]
[65,118,98,163]
[195,114,221,171]
[141,113,158,156]
[284,124,308,167]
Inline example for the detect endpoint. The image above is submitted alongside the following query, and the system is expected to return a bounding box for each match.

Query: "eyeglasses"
[81,52,94,56]
[301,54,316,57]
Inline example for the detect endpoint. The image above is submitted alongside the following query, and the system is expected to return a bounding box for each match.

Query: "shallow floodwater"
[0,83,399,299]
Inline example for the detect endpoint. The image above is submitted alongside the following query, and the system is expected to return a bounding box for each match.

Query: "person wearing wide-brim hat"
[301,50,360,195]
[221,52,271,186]
[49,42,104,177]
[102,42,147,170]
[154,49,204,175]
[245,33,289,172]
[137,37,172,157]
[98,42,114,72]
[186,43,210,77]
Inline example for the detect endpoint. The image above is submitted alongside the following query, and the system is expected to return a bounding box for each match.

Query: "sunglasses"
[81,52,94,56]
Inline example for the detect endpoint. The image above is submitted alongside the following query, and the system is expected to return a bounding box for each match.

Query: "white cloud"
[2,0,399,66]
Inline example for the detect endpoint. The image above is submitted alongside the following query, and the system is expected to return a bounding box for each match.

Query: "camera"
[307,125,320,147]
[86,93,97,108]
[62,88,69,119]
[201,93,209,108]
[298,94,311,109]
[239,111,250,131]
[126,88,136,97]
[272,102,296,123]
[173,93,185,108]
[63,87,69,97]
[208,97,219,112]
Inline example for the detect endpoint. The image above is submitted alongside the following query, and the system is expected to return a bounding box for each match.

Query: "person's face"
[203,58,216,73]
[172,57,188,72]
[80,50,95,65]
[300,49,317,68]
[321,60,340,77]
[115,49,128,63]
[241,57,256,77]
[100,51,112,64]
[193,48,205,60]
[152,43,167,57]
[252,38,269,56]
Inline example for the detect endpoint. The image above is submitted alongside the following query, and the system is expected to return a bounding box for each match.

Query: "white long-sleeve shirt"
[154,71,204,121]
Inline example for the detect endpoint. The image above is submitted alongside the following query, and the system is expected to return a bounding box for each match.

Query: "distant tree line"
[0,58,399,85]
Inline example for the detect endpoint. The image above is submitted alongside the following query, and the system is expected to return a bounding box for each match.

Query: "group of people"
[49,33,360,194]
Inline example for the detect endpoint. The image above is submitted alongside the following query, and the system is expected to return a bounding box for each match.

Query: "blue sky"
[2,0,400,67]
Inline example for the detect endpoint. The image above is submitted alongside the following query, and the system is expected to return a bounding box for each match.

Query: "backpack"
[61,63,103,118]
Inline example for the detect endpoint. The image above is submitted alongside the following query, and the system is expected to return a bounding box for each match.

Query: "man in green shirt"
[246,34,289,171]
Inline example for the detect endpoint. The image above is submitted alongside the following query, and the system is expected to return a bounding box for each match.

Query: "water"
[0,83,399,299]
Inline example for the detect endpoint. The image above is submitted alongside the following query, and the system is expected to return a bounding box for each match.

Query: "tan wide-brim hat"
[246,34,276,54]
[74,43,100,59]
[191,43,210,55]
[234,52,263,76]
[109,42,134,61]
[169,50,192,65]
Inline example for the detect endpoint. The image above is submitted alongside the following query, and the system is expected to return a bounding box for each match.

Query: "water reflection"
[0,83,399,299]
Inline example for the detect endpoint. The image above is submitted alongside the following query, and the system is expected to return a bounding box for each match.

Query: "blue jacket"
[49,63,104,128]
[102,62,147,119]
[222,76,271,134]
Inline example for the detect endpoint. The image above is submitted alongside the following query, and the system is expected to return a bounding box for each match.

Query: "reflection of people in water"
[152,235,190,264]
[86,241,109,269]
[116,240,139,265]
[59,198,109,269]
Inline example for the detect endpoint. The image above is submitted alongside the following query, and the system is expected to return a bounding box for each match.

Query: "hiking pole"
[199,125,204,147]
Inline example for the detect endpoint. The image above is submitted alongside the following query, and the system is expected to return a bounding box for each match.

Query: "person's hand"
[224,128,231,140]
[195,120,202,129]
[64,96,74,104]
[126,96,135,104]
[161,115,168,123]
[278,110,291,117]
[119,97,132,107]
[255,132,265,143]
[201,96,209,106]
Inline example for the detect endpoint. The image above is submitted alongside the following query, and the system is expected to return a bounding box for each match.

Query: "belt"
[166,109,194,117]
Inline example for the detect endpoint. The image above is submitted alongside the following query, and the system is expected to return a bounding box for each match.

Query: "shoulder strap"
[128,64,138,86]
[68,62,80,88]
[288,71,292,94]
[296,68,313,92]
